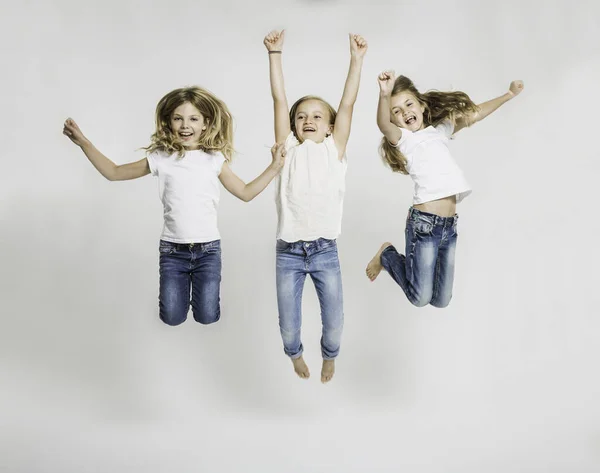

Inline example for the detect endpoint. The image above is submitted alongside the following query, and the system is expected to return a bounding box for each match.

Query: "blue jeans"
[158,239,221,325]
[380,208,458,308]
[276,238,344,360]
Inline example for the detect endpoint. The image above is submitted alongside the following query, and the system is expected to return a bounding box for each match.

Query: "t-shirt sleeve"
[435,120,455,138]
[284,131,299,152]
[146,152,159,176]
[395,127,412,151]
[212,152,226,175]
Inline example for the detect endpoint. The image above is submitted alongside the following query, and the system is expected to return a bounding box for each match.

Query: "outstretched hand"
[378,70,396,96]
[270,142,286,171]
[349,33,368,58]
[508,80,524,97]
[264,30,285,52]
[63,118,89,147]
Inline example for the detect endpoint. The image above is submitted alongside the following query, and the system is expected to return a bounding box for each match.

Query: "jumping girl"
[366,72,524,308]
[264,30,367,383]
[63,86,285,326]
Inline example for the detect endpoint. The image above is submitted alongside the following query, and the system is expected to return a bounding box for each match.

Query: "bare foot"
[366,242,393,281]
[321,359,335,383]
[291,356,310,379]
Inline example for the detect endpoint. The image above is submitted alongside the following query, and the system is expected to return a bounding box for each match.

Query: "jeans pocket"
[203,241,221,254]
[319,238,336,250]
[276,240,291,253]
[414,220,434,236]
[452,221,459,237]
[159,241,176,255]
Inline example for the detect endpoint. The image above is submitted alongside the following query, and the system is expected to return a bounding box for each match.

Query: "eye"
[173,117,181,121]
[191,117,198,121]
[315,115,321,119]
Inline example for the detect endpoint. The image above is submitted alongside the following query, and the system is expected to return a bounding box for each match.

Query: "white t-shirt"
[396,120,471,204]
[146,149,226,243]
[275,132,348,242]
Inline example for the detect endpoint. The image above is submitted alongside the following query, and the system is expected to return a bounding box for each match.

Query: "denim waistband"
[408,207,458,226]
[160,239,220,250]
[277,237,336,251]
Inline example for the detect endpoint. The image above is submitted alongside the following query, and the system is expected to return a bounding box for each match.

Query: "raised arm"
[219,143,285,202]
[63,118,150,181]
[264,30,291,143]
[376,71,402,146]
[332,34,367,158]
[454,80,525,133]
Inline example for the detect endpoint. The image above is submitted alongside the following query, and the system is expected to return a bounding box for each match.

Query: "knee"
[408,283,435,307]
[192,307,220,325]
[410,298,430,308]
[430,295,452,309]
[160,308,187,326]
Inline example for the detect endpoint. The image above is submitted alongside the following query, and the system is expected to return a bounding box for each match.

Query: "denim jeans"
[276,238,344,360]
[380,208,458,308]
[158,239,221,325]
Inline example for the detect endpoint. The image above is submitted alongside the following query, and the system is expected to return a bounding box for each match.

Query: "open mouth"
[179,132,193,139]
[303,127,316,132]
[405,116,416,125]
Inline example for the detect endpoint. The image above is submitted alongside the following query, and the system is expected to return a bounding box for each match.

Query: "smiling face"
[390,91,426,132]
[169,102,207,149]
[293,99,333,143]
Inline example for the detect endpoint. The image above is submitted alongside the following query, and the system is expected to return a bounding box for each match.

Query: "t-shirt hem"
[276,232,341,242]
[160,235,221,244]
[413,189,472,205]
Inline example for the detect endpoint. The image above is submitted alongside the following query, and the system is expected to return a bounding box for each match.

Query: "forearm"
[269,54,286,102]
[339,57,364,107]
[377,93,393,131]
[79,140,118,181]
[240,164,280,202]
[472,92,514,124]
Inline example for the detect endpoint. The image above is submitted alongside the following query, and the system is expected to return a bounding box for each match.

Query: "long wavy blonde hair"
[289,95,337,140]
[380,76,479,174]
[144,86,234,160]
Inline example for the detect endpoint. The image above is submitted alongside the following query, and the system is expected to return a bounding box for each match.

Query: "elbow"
[104,165,120,181]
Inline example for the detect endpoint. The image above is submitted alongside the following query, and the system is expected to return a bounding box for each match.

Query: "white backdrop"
[2,0,600,471]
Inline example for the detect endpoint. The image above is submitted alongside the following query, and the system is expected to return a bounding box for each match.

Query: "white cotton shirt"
[146,149,226,243]
[396,120,472,204]
[275,132,348,242]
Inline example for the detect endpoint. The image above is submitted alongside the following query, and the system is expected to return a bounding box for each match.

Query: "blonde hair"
[144,86,234,160]
[380,76,479,174]
[289,95,337,140]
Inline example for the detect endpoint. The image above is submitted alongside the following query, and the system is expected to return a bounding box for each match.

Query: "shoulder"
[147,149,176,161]
[284,131,299,150]
[207,150,226,174]
[434,119,455,138]
[146,149,172,174]
[395,127,412,149]
[324,134,346,162]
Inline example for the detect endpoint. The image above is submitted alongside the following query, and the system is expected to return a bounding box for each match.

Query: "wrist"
[268,161,283,172]
[268,50,282,55]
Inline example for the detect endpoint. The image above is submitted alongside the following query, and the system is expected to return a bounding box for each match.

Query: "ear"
[326,124,333,136]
